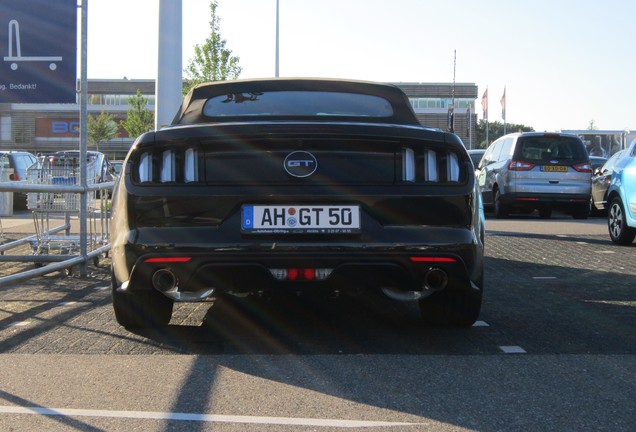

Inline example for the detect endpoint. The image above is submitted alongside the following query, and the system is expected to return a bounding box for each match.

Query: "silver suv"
[0,150,37,210]
[477,132,592,219]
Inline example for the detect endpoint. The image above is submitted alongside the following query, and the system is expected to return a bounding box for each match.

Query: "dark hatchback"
[110,78,485,328]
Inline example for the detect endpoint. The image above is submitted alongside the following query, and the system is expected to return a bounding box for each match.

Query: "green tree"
[475,120,535,148]
[183,0,242,95]
[121,89,154,138]
[87,109,118,152]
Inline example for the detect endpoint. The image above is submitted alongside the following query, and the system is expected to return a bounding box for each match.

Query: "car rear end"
[110,78,484,328]
[111,122,484,327]
[506,133,591,218]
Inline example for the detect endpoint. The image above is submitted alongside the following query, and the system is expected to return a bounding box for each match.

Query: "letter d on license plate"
[242,205,360,233]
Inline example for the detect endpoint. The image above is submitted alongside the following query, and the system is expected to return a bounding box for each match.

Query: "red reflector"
[288,268,300,281]
[303,268,315,280]
[410,257,457,263]
[144,257,192,263]
[517,198,539,201]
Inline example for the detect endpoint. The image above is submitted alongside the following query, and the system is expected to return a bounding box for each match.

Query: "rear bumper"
[501,192,590,208]
[112,235,483,302]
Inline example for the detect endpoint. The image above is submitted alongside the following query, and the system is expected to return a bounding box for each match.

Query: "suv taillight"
[508,160,535,171]
[573,162,592,173]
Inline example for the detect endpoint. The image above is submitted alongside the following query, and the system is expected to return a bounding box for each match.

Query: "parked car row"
[471,132,636,245]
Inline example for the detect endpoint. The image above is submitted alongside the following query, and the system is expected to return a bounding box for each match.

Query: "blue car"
[607,139,636,244]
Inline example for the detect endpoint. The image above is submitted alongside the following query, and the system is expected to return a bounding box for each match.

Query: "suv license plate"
[541,165,568,172]
[242,205,361,234]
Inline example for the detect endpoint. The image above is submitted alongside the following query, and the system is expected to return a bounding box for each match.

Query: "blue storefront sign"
[0,0,77,103]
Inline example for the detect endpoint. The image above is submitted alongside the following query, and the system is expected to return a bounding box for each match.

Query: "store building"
[0,79,479,160]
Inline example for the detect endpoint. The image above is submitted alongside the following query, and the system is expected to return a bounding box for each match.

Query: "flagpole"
[501,86,507,135]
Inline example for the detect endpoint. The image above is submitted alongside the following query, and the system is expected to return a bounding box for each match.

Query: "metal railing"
[0,180,114,286]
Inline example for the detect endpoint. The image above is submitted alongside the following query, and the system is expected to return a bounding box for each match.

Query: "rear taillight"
[402,147,463,183]
[573,162,592,173]
[508,160,535,171]
[137,148,199,184]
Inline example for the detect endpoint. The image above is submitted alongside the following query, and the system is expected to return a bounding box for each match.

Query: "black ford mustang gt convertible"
[110,78,485,328]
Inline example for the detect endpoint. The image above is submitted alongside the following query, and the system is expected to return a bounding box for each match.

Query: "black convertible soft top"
[171,78,421,126]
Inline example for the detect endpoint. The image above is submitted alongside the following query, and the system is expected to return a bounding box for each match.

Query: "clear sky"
[86,0,636,133]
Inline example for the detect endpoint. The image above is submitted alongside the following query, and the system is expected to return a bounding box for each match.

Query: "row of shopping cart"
[24,154,108,257]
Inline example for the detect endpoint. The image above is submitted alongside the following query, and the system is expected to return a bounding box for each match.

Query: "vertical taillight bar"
[138,152,152,183]
[185,148,198,183]
[447,152,460,182]
[424,150,438,182]
[403,148,415,182]
[161,150,175,183]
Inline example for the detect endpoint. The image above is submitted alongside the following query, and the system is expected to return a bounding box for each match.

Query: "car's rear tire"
[572,204,589,220]
[493,188,508,219]
[419,285,482,327]
[112,276,174,328]
[538,207,552,219]
[608,196,636,245]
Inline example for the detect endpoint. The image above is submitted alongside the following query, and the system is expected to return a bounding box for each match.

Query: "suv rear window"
[515,136,586,162]
[202,91,394,118]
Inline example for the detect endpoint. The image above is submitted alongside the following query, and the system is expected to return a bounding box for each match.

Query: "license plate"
[541,165,568,172]
[242,205,361,234]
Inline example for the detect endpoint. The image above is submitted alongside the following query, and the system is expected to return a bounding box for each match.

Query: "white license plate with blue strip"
[242,205,360,234]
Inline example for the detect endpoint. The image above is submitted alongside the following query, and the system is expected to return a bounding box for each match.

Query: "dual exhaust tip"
[152,266,449,302]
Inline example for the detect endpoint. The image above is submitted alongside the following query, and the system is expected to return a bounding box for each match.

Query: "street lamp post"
[275,0,279,77]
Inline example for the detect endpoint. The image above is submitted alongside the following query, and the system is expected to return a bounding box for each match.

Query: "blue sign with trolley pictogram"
[0,0,77,103]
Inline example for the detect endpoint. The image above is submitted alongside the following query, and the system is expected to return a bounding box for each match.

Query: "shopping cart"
[26,155,99,257]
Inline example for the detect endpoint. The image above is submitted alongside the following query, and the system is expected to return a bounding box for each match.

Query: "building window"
[409,98,473,112]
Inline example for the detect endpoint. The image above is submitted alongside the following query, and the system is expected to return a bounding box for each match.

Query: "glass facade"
[409,97,473,111]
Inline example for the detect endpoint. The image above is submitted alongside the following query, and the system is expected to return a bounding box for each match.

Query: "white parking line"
[499,345,527,354]
[0,406,425,428]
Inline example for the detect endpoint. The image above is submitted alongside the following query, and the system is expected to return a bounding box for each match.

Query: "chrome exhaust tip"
[423,267,448,292]
[151,268,215,301]
[152,268,178,293]
[381,267,449,301]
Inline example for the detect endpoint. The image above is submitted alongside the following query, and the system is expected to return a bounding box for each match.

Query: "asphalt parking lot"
[0,212,634,431]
